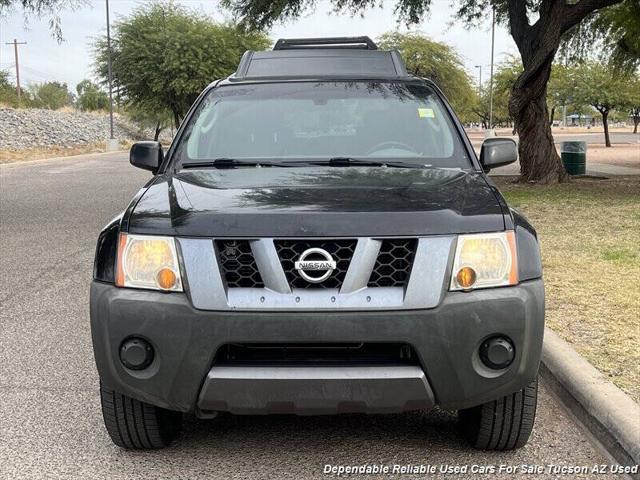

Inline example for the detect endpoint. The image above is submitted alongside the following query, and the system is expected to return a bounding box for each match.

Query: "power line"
[19,64,56,80]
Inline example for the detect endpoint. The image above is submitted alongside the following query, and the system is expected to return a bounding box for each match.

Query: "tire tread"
[99,382,181,450]
[460,378,538,451]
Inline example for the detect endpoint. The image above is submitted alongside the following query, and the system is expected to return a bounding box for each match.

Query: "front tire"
[458,378,538,450]
[100,382,182,449]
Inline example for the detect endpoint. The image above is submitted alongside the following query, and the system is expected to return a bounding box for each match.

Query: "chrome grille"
[181,236,454,310]
[274,239,357,289]
[215,240,264,288]
[368,239,417,288]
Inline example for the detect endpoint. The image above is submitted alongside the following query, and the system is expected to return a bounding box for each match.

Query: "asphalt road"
[0,153,621,479]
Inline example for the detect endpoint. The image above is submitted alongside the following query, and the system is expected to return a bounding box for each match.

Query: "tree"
[0,70,20,106]
[222,0,624,183]
[547,64,576,125]
[563,0,640,71]
[0,0,85,40]
[377,32,476,121]
[491,58,521,127]
[470,61,518,129]
[573,62,636,146]
[76,79,109,111]
[28,80,71,109]
[93,2,270,129]
[628,77,640,133]
[126,104,173,141]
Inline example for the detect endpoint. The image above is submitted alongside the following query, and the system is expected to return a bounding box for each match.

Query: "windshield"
[175,81,471,168]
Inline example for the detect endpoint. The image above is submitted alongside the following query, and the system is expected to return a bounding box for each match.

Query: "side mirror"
[479,137,518,172]
[130,141,163,173]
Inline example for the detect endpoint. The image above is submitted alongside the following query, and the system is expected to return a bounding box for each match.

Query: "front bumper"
[90,278,544,413]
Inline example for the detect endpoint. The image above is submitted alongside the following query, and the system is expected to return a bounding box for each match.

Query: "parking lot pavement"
[0,153,620,479]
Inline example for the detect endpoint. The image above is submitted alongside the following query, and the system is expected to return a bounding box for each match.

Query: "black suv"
[91,37,544,450]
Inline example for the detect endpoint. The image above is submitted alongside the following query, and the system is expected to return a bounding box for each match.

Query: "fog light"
[456,266,477,289]
[119,337,154,370]
[479,336,515,370]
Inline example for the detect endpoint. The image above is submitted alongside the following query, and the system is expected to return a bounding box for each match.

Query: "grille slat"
[216,240,264,288]
[368,239,417,288]
[275,239,356,289]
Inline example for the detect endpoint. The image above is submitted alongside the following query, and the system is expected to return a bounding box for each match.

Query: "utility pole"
[488,7,496,132]
[5,39,27,101]
[105,0,115,141]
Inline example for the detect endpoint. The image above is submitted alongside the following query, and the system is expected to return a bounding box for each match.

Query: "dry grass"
[0,140,133,163]
[495,176,640,402]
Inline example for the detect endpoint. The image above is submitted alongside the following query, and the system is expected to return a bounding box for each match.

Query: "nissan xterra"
[91,36,544,450]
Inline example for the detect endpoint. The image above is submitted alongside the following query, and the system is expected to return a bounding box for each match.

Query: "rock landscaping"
[0,107,169,151]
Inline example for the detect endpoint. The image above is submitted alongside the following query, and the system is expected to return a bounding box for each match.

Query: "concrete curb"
[541,328,640,468]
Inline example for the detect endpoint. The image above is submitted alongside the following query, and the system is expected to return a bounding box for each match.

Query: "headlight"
[115,234,183,292]
[450,231,518,291]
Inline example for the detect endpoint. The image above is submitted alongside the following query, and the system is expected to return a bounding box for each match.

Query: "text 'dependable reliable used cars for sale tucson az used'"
[90,37,544,451]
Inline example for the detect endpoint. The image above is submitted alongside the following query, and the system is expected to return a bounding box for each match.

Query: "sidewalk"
[490,160,640,176]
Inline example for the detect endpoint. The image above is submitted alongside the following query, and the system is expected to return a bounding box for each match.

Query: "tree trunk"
[549,105,556,126]
[507,8,569,184]
[504,0,623,182]
[601,110,611,147]
[511,90,566,183]
[633,112,639,134]
[172,109,182,130]
[154,121,163,141]
[509,54,568,183]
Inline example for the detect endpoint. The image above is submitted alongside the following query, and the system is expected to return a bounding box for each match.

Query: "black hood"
[126,167,506,237]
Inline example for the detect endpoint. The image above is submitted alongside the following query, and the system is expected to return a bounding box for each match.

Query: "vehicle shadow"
[178,407,464,454]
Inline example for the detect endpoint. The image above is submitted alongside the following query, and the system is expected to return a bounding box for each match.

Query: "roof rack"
[273,36,378,51]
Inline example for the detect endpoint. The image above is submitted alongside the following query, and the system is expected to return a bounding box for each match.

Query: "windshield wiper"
[181,158,284,169]
[315,157,431,169]
[180,157,433,170]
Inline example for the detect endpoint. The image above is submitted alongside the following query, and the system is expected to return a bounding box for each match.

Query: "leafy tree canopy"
[0,0,86,40]
[28,80,71,109]
[484,57,521,127]
[93,2,270,127]
[572,62,638,145]
[0,70,21,106]
[377,32,476,121]
[75,79,108,111]
[126,104,174,141]
[562,0,640,71]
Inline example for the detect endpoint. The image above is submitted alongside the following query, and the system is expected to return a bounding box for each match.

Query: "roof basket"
[273,36,378,51]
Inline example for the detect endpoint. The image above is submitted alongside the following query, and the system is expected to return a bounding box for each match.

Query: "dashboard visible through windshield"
[174,81,471,168]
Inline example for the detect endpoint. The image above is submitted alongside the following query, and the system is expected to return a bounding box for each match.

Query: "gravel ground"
[0,107,172,152]
[0,153,624,479]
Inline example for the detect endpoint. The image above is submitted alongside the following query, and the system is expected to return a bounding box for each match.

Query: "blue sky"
[0,0,517,89]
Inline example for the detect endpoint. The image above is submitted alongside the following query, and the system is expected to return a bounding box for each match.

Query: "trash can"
[560,141,587,175]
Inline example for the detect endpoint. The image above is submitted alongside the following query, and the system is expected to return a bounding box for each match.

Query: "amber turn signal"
[456,266,477,289]
[156,268,177,290]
